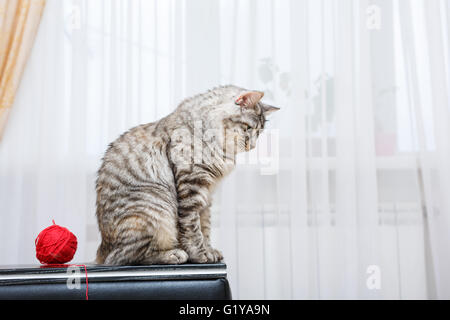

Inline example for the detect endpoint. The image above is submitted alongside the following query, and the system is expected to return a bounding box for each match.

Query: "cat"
[95,85,279,265]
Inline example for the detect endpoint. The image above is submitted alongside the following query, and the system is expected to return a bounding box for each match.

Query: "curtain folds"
[0,0,46,139]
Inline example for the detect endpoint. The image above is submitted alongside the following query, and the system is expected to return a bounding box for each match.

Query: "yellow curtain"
[0,0,46,140]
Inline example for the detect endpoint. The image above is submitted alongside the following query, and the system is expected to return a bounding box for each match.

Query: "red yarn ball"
[35,220,77,264]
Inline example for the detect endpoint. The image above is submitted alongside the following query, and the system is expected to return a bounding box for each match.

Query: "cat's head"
[223,90,279,154]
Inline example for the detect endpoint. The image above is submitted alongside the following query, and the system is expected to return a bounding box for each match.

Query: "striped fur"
[95,85,278,265]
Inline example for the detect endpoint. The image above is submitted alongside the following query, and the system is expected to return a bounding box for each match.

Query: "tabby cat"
[95,85,279,265]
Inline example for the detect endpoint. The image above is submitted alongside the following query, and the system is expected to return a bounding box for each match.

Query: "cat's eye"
[243,124,251,132]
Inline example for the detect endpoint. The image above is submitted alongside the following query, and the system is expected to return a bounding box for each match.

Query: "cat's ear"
[262,104,280,116]
[235,91,264,108]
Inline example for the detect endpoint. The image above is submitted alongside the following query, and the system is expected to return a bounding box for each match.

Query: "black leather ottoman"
[0,263,232,300]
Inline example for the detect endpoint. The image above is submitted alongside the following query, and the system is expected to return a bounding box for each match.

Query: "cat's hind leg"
[103,209,183,265]
[142,248,189,264]
[103,246,188,265]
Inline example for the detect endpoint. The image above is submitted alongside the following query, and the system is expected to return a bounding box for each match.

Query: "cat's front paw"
[186,248,208,263]
[186,247,223,263]
[205,247,223,263]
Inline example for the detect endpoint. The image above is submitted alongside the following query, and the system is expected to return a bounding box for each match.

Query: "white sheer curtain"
[1,0,449,299]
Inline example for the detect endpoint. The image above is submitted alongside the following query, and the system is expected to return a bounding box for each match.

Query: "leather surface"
[0,263,227,274]
[0,278,232,300]
[0,264,232,300]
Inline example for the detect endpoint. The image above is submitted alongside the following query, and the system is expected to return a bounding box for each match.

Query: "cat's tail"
[95,240,110,264]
